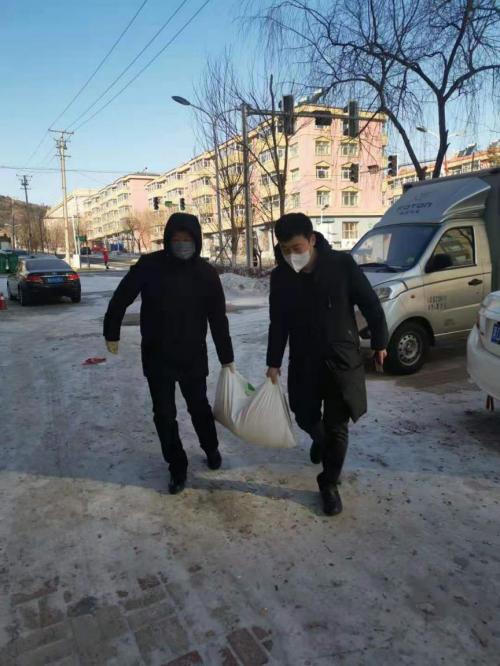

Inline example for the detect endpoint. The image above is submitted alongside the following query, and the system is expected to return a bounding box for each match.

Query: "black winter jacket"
[266,232,388,421]
[103,213,233,377]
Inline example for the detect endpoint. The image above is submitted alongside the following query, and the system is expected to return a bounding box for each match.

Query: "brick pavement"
[0,571,275,665]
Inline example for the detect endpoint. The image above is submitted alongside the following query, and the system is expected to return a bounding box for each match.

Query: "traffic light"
[179,197,186,211]
[387,154,398,177]
[314,110,332,127]
[349,163,359,183]
[282,94,295,136]
[344,100,359,138]
[153,196,159,210]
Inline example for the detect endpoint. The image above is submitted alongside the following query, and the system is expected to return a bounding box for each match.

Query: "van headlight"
[373,280,407,302]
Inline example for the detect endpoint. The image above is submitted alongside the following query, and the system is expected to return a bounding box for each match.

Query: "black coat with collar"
[266,232,388,421]
[103,213,233,377]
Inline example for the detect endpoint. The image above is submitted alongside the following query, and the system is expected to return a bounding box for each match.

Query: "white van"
[351,169,500,374]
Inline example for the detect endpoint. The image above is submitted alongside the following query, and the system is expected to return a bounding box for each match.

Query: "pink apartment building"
[278,107,387,252]
[133,104,388,260]
[84,173,158,250]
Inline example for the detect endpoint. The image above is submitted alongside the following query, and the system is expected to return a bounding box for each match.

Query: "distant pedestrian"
[102,247,110,270]
[266,213,388,516]
[103,213,234,495]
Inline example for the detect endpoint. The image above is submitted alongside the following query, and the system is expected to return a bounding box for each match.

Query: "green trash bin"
[0,253,7,274]
[7,253,18,273]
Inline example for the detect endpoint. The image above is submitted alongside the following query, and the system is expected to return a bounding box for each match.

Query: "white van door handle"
[468,279,482,286]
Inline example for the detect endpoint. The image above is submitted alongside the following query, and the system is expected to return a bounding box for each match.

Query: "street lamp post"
[172,96,225,261]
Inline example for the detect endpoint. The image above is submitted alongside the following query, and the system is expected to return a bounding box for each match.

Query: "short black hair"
[274,213,313,242]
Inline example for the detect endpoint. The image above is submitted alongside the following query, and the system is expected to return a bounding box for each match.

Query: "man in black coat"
[103,213,234,494]
[266,213,388,516]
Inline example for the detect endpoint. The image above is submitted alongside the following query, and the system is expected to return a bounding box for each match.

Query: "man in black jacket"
[266,213,388,516]
[103,213,234,495]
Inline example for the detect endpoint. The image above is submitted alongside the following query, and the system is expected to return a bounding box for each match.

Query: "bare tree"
[196,54,298,264]
[123,211,155,253]
[195,55,247,265]
[251,0,500,179]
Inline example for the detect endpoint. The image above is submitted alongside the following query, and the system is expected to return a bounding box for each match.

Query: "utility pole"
[18,175,33,252]
[50,129,74,264]
[241,103,253,270]
[10,197,16,250]
[211,120,225,260]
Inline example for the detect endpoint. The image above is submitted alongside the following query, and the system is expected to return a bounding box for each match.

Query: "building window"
[288,192,300,208]
[317,190,330,207]
[261,171,277,187]
[341,142,359,156]
[289,143,299,158]
[342,191,359,206]
[342,221,359,240]
[315,140,331,156]
[341,165,352,180]
[263,195,280,210]
[291,168,300,182]
[193,176,211,188]
[316,164,330,179]
[260,147,285,163]
[193,194,213,206]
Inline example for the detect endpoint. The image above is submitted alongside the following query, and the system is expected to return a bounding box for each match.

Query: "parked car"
[467,290,500,401]
[6,256,81,306]
[352,169,500,374]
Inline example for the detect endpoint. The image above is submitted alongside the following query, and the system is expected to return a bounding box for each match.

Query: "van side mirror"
[426,253,453,273]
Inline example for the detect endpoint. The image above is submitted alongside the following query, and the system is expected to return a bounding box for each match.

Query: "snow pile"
[219,272,270,295]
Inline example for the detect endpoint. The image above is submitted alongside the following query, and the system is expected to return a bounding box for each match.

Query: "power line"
[1,165,151,174]
[24,0,149,167]
[65,0,191,131]
[72,0,211,133]
[50,0,149,131]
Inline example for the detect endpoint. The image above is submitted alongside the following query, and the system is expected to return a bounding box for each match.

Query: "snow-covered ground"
[0,272,499,664]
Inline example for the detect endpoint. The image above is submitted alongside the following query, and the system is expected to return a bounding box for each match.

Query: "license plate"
[492,322,500,344]
[47,276,64,284]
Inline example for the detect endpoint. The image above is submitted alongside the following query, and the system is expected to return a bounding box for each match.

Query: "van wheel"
[385,321,429,375]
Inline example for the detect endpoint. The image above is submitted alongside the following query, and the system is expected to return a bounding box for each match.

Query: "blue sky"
[0,0,249,205]
[0,0,498,207]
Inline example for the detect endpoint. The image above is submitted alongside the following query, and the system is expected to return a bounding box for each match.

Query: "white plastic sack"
[213,368,296,448]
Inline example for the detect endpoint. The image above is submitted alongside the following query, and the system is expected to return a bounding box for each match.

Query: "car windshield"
[26,259,71,271]
[351,224,438,271]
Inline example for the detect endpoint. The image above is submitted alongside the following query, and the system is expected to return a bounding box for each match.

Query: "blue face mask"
[171,240,196,260]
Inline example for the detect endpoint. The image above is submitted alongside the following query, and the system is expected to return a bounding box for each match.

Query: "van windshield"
[351,224,438,271]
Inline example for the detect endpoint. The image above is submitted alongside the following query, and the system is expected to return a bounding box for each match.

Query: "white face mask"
[285,251,311,273]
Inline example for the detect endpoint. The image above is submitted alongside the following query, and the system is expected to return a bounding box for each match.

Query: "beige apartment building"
[44,188,97,252]
[84,173,158,250]
[386,141,500,207]
[144,103,388,261]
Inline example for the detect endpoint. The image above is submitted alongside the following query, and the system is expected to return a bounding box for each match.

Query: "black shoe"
[310,440,324,465]
[320,486,343,516]
[206,450,222,470]
[168,475,186,495]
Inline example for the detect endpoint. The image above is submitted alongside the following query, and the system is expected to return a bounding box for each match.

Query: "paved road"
[1,283,499,665]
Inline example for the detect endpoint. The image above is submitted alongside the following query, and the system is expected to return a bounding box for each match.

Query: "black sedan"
[7,256,81,306]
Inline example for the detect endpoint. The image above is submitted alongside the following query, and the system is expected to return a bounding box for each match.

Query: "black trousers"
[146,373,219,479]
[288,360,350,490]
